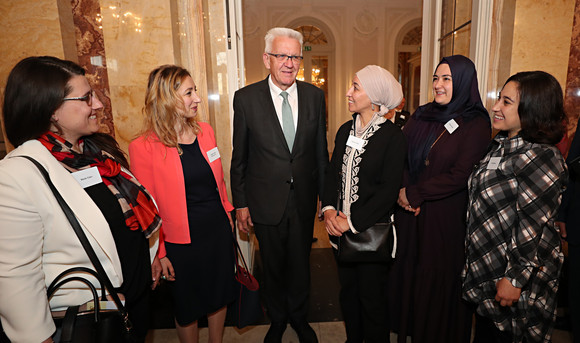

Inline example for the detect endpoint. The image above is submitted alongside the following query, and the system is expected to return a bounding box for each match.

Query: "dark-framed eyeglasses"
[267,53,304,64]
[63,90,94,106]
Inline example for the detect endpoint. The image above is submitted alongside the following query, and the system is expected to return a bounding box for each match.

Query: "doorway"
[294,25,331,127]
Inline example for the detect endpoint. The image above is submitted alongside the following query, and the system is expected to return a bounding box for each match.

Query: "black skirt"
[166,140,236,325]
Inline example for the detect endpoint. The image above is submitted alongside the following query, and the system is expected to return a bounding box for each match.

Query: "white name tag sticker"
[207,147,220,163]
[71,167,102,188]
[346,135,365,150]
[487,157,502,170]
[444,119,459,134]
[86,300,125,311]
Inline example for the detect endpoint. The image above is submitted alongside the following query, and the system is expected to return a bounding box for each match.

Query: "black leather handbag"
[336,216,396,263]
[48,268,131,343]
[333,138,397,264]
[19,156,134,343]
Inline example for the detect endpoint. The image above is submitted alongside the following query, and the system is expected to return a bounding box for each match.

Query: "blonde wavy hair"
[141,65,200,154]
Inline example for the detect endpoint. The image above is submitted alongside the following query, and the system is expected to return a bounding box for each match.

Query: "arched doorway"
[395,20,422,113]
[294,24,332,129]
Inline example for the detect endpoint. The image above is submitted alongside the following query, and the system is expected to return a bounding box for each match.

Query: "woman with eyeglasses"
[0,56,162,342]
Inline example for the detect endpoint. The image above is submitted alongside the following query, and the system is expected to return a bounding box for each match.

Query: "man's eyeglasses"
[63,90,94,106]
[267,53,304,64]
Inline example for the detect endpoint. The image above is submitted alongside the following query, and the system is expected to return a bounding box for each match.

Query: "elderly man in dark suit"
[230,27,328,343]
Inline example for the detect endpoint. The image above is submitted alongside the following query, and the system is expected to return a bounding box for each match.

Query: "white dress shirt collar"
[267,75,298,131]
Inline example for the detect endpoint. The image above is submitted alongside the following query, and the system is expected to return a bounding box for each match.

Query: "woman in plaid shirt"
[463,71,568,343]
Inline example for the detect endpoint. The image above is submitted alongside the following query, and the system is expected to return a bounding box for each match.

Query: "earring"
[371,104,376,111]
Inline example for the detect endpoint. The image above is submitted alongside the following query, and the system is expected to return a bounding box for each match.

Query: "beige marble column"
[200,0,233,184]
[0,0,73,153]
[177,0,210,124]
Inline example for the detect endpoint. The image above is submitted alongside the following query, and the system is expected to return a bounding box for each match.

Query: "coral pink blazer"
[129,122,234,258]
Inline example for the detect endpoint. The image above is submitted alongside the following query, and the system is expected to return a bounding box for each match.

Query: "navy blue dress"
[165,139,236,325]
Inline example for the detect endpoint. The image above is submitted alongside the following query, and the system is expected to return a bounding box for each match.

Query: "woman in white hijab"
[322,65,406,342]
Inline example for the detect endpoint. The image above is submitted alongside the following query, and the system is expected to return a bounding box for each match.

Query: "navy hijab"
[406,55,490,182]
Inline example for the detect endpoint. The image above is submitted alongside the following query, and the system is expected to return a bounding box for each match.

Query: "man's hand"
[236,208,253,233]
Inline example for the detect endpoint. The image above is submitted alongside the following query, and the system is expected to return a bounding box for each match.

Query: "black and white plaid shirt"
[462,133,567,343]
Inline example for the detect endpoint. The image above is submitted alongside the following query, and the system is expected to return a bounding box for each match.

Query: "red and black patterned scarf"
[38,132,161,238]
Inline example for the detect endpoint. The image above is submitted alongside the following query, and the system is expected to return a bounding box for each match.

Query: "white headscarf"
[355,65,403,117]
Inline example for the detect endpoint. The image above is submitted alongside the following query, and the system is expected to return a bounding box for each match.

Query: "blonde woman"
[129,65,235,343]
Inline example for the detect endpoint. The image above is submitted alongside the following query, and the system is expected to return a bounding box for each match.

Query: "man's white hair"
[264,27,304,53]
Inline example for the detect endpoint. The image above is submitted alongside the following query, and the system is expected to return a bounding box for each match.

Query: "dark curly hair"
[504,71,566,144]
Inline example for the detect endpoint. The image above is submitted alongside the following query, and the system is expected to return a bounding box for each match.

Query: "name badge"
[487,157,502,170]
[87,300,125,311]
[444,119,459,134]
[71,167,102,188]
[346,135,365,150]
[207,147,220,163]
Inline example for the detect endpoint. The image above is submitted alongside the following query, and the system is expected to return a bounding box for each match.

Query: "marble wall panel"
[202,0,232,177]
[0,0,66,86]
[564,0,580,134]
[108,85,147,145]
[487,0,516,110]
[511,0,576,89]
[71,0,114,135]
[100,0,176,153]
[0,0,67,152]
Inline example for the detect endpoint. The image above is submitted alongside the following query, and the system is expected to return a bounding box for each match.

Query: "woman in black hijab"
[387,55,491,343]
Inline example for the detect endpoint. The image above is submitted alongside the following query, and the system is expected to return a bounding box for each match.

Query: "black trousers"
[254,190,314,324]
[336,257,390,343]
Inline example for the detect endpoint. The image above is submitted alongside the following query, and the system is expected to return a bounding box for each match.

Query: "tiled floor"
[145,220,574,343]
[146,324,573,343]
[146,322,347,343]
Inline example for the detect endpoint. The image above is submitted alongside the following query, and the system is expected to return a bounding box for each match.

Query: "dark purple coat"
[388,113,491,343]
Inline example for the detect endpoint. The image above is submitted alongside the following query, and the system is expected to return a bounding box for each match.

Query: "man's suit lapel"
[294,81,310,156]
[259,78,292,155]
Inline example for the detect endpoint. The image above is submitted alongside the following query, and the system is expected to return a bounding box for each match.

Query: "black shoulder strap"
[16,155,132,331]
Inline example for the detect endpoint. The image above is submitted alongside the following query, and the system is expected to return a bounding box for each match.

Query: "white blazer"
[0,140,133,342]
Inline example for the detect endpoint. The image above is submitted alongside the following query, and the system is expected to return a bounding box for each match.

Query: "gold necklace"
[424,130,446,166]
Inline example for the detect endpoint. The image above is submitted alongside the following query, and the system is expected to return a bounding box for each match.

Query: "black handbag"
[18,156,134,343]
[48,268,131,343]
[336,216,397,263]
[228,228,264,328]
[333,128,397,264]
